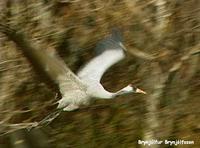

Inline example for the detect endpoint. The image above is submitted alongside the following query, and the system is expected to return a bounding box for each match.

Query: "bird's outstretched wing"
[0,24,87,109]
[77,29,126,83]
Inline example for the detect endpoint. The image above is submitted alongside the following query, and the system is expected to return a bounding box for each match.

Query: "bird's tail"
[27,109,62,131]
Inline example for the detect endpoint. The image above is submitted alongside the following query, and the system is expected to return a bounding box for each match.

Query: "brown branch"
[128,47,156,61]
[154,0,170,39]
[143,62,164,144]
[161,43,200,101]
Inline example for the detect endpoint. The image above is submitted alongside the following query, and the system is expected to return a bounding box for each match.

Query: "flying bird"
[57,29,146,111]
[0,24,146,129]
[1,24,146,112]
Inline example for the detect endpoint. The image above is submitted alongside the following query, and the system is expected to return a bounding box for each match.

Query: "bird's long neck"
[114,87,133,96]
[96,85,133,99]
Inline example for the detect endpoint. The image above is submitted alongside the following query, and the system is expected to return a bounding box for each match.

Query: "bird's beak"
[135,88,147,94]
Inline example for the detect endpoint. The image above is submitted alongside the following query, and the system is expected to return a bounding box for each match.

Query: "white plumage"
[78,49,124,83]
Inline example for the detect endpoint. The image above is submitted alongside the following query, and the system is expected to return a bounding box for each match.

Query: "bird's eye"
[131,85,137,91]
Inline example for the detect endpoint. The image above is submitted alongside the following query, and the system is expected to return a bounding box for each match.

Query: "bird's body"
[57,29,146,111]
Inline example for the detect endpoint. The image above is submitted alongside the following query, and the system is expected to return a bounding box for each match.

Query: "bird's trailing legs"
[63,104,79,111]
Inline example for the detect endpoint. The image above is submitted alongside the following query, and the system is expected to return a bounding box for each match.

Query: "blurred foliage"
[0,0,200,147]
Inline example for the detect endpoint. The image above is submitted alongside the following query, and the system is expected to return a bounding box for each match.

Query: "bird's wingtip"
[111,27,123,42]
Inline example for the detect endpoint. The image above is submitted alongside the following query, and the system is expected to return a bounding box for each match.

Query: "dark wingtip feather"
[111,27,123,43]
[94,28,124,56]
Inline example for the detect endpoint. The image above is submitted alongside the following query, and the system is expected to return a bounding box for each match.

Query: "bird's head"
[131,85,147,94]
[120,84,146,95]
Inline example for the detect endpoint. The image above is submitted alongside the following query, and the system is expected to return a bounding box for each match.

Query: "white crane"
[57,29,146,111]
